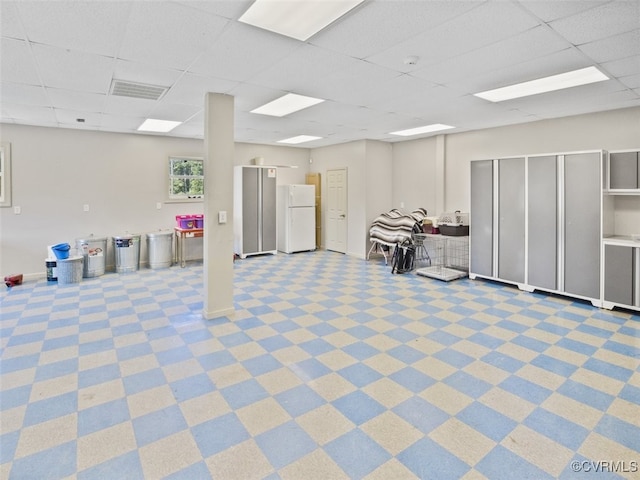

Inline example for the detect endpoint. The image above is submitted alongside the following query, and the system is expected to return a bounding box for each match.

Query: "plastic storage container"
[112,234,141,273]
[57,256,83,285]
[147,231,173,269]
[176,215,195,229]
[194,214,204,228]
[76,236,107,277]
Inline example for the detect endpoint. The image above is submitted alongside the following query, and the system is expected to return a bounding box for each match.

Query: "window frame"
[168,156,204,202]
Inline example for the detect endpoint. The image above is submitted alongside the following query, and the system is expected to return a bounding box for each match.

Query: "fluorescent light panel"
[137,119,181,133]
[278,135,322,145]
[251,93,325,117]
[239,0,364,41]
[390,124,455,137]
[474,66,609,102]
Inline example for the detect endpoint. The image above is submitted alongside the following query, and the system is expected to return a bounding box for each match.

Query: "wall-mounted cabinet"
[607,150,640,192]
[470,150,604,307]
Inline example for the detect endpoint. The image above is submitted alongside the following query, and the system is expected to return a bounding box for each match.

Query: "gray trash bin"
[76,235,107,277]
[147,230,173,269]
[112,234,141,273]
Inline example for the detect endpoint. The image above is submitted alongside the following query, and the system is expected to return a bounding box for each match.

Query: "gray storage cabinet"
[564,152,601,300]
[604,245,634,306]
[470,160,494,277]
[498,158,525,284]
[234,166,277,258]
[527,156,557,290]
[470,150,603,306]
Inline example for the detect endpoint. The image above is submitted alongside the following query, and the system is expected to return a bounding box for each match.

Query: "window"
[169,156,204,200]
[0,142,12,208]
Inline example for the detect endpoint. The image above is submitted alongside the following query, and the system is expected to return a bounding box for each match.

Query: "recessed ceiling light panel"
[239,0,364,41]
[390,124,455,137]
[251,93,325,117]
[137,119,182,133]
[278,135,322,144]
[473,66,609,102]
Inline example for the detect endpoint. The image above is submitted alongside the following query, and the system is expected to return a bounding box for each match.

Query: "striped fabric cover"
[369,208,427,246]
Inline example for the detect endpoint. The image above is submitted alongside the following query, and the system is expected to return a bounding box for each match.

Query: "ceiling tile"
[118,2,229,70]
[310,0,480,59]
[619,73,640,89]
[2,103,57,123]
[601,55,640,77]
[0,38,41,85]
[175,0,252,20]
[55,109,103,127]
[148,103,202,122]
[0,2,26,40]
[162,73,239,106]
[32,44,114,93]
[548,0,639,45]
[444,48,589,95]
[414,26,570,86]
[249,44,361,92]
[365,0,542,71]
[517,0,609,22]
[578,28,640,63]
[16,0,132,56]
[188,21,299,82]
[99,113,147,131]
[103,95,155,117]
[1,83,50,107]
[47,89,106,113]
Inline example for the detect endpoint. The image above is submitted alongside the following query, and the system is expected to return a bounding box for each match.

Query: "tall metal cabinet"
[469,150,603,306]
[234,166,277,259]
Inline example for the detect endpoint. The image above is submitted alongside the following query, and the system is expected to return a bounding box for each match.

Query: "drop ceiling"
[1,0,638,148]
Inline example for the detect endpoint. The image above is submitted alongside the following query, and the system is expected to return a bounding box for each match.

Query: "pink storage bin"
[176,215,195,229]
[194,214,204,228]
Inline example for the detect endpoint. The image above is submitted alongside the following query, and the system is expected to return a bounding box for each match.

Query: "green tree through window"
[169,157,204,199]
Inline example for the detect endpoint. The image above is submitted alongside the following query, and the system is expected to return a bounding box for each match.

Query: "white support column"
[435,134,446,214]
[203,93,235,319]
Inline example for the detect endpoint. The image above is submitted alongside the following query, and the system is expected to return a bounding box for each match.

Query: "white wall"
[391,137,438,216]
[0,124,310,277]
[364,140,393,257]
[443,106,640,211]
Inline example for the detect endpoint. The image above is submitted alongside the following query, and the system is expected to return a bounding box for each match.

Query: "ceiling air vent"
[110,80,168,101]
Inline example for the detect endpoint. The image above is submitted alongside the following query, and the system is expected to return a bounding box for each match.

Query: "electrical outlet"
[156,202,162,210]
[14,206,21,215]
[83,204,90,212]
[218,211,227,224]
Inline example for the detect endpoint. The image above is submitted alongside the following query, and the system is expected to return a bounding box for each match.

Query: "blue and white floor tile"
[1,250,639,479]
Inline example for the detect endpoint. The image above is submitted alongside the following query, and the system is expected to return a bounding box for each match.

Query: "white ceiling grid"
[0,0,638,147]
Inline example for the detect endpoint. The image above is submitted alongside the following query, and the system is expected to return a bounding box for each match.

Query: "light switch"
[83,204,90,212]
[218,211,227,224]
[156,202,162,210]
[14,206,21,215]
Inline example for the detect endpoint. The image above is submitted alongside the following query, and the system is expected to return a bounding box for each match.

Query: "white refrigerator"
[278,184,316,254]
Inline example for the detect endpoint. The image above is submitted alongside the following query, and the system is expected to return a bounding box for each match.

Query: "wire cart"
[414,234,469,281]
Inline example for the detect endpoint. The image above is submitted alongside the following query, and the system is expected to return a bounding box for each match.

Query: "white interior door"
[326,168,347,253]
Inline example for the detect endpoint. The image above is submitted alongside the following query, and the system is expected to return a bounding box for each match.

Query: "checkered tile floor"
[1,250,639,479]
